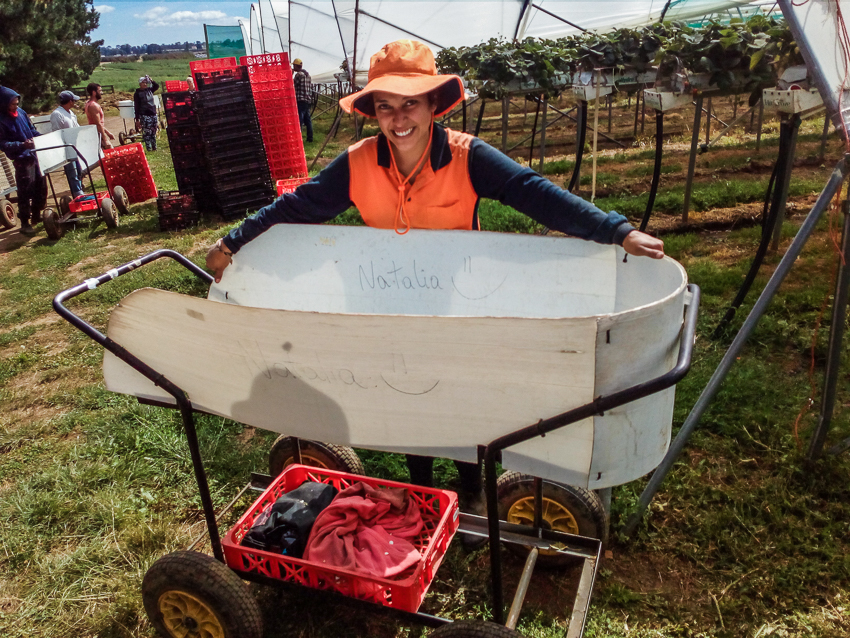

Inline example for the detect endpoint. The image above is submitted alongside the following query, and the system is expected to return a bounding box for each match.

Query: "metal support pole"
[502,95,510,153]
[820,115,831,162]
[623,156,850,538]
[806,198,850,461]
[641,90,646,134]
[770,114,801,252]
[474,99,486,137]
[607,94,612,134]
[705,97,712,145]
[756,98,765,151]
[539,94,547,174]
[633,91,640,138]
[682,93,704,223]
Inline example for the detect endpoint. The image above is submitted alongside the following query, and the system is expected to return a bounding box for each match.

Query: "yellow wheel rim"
[506,496,579,555]
[159,590,225,638]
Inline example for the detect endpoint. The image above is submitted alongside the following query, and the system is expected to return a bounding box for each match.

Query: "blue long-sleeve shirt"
[0,86,40,162]
[223,124,633,253]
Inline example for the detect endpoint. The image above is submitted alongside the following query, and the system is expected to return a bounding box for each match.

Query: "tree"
[0,0,102,111]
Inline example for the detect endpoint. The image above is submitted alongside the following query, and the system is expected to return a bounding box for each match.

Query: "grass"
[90,57,195,93]
[3,91,850,638]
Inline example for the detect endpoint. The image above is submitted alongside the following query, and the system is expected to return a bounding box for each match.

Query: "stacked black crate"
[164,91,217,215]
[194,72,275,221]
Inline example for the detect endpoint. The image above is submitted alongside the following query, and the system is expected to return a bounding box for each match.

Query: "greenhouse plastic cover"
[228,0,769,83]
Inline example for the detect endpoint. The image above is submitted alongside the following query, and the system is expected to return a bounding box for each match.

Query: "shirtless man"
[85,83,115,149]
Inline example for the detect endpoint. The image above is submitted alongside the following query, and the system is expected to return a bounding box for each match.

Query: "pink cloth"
[304,482,424,578]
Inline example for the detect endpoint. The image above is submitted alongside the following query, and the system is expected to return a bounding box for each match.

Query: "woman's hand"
[622,230,665,259]
[206,240,233,283]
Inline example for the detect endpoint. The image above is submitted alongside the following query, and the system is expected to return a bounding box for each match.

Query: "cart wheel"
[429,620,522,637]
[100,198,118,229]
[143,550,263,638]
[111,186,130,215]
[42,208,63,240]
[496,471,608,568]
[269,436,365,477]
[118,131,127,146]
[0,198,15,229]
[59,195,73,217]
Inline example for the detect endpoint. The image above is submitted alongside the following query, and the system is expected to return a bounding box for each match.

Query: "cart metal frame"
[53,249,700,636]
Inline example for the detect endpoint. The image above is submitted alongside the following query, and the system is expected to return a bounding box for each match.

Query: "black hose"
[639,109,664,233]
[711,117,799,339]
[568,100,588,192]
[528,96,542,164]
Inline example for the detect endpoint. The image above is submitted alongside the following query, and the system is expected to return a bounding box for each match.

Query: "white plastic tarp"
[234,0,767,84]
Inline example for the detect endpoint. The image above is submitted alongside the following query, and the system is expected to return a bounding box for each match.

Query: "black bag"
[242,481,338,557]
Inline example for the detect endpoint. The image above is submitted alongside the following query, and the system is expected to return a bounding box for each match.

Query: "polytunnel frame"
[624,0,850,537]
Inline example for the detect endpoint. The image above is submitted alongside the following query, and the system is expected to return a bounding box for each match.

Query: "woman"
[206,39,664,517]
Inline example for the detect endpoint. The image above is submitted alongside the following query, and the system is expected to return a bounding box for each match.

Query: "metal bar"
[502,95,510,154]
[510,111,568,155]
[770,114,800,251]
[820,115,830,162]
[623,156,850,538]
[591,75,600,202]
[52,250,223,560]
[705,97,712,145]
[187,481,254,550]
[807,198,850,461]
[641,90,646,134]
[539,95,547,173]
[506,548,538,630]
[607,94,612,134]
[756,98,765,151]
[529,2,586,31]
[704,103,757,151]
[528,97,541,162]
[474,99,486,137]
[567,558,598,638]
[356,9,445,48]
[683,93,704,223]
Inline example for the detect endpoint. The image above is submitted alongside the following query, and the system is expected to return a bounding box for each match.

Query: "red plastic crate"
[102,143,157,203]
[223,465,459,613]
[165,80,190,93]
[276,176,311,195]
[68,191,109,214]
[191,57,238,72]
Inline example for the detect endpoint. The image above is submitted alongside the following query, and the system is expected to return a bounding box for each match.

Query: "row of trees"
[100,42,205,57]
[0,0,101,111]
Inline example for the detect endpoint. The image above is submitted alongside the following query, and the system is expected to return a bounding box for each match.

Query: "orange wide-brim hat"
[339,40,465,118]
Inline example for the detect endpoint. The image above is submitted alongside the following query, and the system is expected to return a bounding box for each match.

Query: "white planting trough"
[102,225,689,489]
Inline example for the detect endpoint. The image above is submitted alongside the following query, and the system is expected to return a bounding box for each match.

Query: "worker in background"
[85,83,116,150]
[133,75,160,151]
[0,86,46,236]
[206,41,664,546]
[49,90,85,199]
[292,58,313,143]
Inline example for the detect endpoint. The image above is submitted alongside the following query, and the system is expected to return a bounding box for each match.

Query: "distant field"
[89,57,195,93]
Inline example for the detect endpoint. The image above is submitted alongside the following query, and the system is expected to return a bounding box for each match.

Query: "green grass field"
[89,57,196,93]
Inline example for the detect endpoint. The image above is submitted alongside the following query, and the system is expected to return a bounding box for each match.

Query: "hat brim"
[339,74,464,118]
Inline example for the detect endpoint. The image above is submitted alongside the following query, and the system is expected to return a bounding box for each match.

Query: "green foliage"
[0,0,102,111]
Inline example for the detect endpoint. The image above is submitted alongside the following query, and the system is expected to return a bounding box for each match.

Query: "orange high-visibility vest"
[348,128,480,230]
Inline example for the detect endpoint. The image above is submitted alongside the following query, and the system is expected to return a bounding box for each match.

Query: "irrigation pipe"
[711,118,796,339]
[639,109,664,233]
[568,101,588,193]
[622,154,850,539]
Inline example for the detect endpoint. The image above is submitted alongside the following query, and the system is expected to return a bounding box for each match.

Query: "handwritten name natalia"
[359,260,444,292]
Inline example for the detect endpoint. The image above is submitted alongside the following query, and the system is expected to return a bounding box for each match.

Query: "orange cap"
[339,40,465,118]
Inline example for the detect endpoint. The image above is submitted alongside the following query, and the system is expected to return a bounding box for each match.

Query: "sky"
[92,0,248,47]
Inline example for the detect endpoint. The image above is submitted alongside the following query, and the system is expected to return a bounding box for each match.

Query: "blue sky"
[93,1,248,46]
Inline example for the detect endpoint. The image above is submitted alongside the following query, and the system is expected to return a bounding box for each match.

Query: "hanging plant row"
[435,16,806,100]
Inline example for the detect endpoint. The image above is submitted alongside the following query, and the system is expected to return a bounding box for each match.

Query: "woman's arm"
[468,139,663,257]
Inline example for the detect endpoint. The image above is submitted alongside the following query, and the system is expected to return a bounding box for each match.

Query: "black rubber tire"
[42,208,63,240]
[430,620,522,637]
[496,471,608,567]
[0,197,15,229]
[59,195,73,217]
[269,435,365,477]
[111,185,130,215]
[143,551,262,638]
[100,198,118,229]
[118,131,127,146]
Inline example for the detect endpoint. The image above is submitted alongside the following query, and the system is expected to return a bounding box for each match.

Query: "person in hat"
[206,39,664,520]
[0,86,47,235]
[133,74,160,151]
[292,58,313,143]
[50,90,85,198]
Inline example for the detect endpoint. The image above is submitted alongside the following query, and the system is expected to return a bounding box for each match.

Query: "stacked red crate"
[240,53,308,180]
[164,80,189,93]
[101,143,157,203]
[190,57,239,88]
